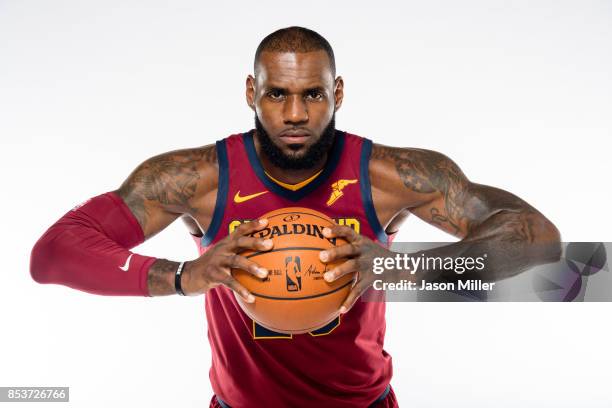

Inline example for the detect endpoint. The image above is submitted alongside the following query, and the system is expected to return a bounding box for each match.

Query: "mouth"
[279,130,311,145]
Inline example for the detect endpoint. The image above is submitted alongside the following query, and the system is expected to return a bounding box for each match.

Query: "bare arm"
[370,144,561,281]
[115,145,217,295]
[31,143,272,299]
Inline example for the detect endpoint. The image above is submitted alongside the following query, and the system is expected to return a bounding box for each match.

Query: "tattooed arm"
[31,143,272,299]
[117,148,212,236]
[115,145,217,295]
[29,145,218,296]
[369,145,562,282]
[116,146,272,299]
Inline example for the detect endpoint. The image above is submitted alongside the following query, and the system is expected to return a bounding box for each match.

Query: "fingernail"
[259,219,268,225]
[258,268,268,278]
[339,306,347,314]
[323,227,332,236]
[320,251,328,262]
[263,239,273,248]
[246,294,255,303]
[324,272,334,282]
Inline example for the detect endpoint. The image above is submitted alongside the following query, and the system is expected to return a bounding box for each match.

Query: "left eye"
[306,91,323,100]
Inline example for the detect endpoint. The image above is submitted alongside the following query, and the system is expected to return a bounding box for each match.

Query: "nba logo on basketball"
[285,256,302,292]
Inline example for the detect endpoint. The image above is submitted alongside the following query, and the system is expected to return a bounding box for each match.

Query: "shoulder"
[151,143,217,165]
[117,144,219,213]
[124,144,218,189]
[369,143,464,195]
[370,143,454,169]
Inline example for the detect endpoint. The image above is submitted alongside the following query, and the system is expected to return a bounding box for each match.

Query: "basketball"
[232,207,355,334]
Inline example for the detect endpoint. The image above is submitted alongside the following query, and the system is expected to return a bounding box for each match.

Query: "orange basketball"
[232,207,354,334]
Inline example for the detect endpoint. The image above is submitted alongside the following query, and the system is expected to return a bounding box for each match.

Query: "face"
[246,50,344,169]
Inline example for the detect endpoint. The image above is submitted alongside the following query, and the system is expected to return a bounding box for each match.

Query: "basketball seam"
[265,211,334,224]
[245,247,327,258]
[249,279,353,301]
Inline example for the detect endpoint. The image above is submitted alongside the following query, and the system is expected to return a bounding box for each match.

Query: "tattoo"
[372,144,560,282]
[372,145,469,234]
[372,144,548,244]
[117,145,216,231]
[201,143,217,164]
[473,209,537,245]
[148,259,179,296]
[430,207,448,227]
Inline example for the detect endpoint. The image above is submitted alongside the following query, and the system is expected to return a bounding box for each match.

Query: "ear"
[334,76,344,111]
[246,75,256,111]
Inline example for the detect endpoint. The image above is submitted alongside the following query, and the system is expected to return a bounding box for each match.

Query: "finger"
[233,218,269,237]
[221,275,256,304]
[324,259,358,282]
[233,236,273,252]
[322,225,359,242]
[226,254,268,279]
[339,282,364,314]
[319,243,360,263]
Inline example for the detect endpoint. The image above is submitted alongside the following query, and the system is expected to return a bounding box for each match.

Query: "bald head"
[254,26,336,76]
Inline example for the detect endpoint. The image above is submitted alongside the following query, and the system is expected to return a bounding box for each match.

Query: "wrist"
[175,261,188,296]
[148,259,180,296]
[179,260,199,296]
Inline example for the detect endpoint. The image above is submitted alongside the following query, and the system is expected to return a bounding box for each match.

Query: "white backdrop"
[1,0,611,407]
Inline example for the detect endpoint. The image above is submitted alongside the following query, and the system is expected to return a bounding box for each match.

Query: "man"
[30,27,561,407]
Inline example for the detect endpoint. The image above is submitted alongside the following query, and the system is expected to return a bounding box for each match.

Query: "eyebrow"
[304,86,325,93]
[264,85,325,94]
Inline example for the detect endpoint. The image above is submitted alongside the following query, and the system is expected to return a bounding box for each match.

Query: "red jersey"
[194,130,393,407]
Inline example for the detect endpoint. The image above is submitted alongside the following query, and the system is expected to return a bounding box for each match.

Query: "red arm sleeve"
[30,192,157,296]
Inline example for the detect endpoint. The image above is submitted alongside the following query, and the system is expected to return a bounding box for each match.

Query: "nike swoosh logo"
[234,190,268,203]
[119,254,133,271]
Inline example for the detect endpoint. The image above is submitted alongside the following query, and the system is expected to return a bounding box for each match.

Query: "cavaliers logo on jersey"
[326,179,358,206]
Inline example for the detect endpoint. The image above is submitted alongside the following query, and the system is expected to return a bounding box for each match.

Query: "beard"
[255,114,336,170]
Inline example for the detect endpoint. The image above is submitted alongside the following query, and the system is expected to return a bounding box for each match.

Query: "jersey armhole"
[201,139,229,247]
[360,139,389,244]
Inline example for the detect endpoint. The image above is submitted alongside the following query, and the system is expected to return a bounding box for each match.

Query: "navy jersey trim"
[368,384,391,408]
[201,139,229,247]
[243,129,345,202]
[360,139,388,244]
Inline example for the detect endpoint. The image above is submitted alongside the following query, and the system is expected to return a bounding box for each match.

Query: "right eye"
[267,90,284,100]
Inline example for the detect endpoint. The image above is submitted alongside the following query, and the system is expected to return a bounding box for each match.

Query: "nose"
[283,95,308,125]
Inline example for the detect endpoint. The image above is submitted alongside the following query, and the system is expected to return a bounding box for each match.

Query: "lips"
[279,130,310,144]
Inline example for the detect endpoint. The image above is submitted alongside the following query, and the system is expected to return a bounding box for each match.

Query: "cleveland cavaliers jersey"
[193,129,393,408]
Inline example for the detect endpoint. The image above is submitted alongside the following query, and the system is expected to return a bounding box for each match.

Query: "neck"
[253,131,328,184]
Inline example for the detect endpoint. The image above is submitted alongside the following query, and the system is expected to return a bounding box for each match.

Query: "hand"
[319,225,394,314]
[181,219,273,301]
